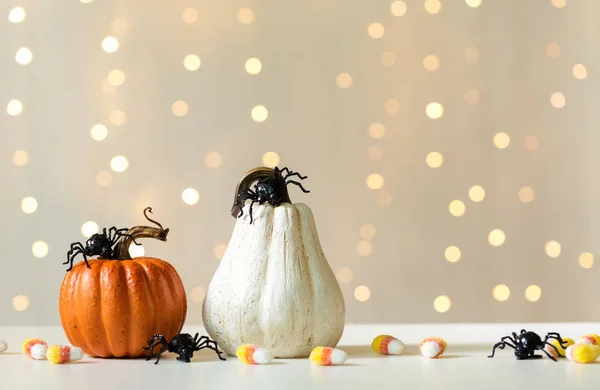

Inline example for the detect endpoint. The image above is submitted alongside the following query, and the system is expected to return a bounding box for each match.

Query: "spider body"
[143,333,226,364]
[488,329,569,361]
[63,226,132,271]
[233,166,310,224]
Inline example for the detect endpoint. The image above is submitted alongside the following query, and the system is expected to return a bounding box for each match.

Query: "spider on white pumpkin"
[231,166,310,224]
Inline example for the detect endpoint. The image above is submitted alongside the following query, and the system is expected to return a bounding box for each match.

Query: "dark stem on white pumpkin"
[230,167,292,218]
[114,207,169,260]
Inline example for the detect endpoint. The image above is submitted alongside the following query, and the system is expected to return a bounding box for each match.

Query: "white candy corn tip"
[70,347,84,362]
[0,340,7,353]
[330,348,348,365]
[387,339,405,355]
[421,343,442,358]
[252,348,273,364]
[30,343,47,360]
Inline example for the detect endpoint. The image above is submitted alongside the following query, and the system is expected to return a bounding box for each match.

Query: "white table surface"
[1,323,599,390]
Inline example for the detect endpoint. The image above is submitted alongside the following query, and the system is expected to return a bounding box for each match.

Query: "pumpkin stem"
[113,207,169,260]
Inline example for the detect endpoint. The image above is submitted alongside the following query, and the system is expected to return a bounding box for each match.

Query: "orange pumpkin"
[59,208,187,358]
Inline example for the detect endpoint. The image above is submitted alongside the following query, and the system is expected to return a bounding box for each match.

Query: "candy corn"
[565,344,600,364]
[576,334,600,346]
[545,337,574,358]
[371,335,405,355]
[22,338,47,360]
[309,347,347,366]
[0,339,7,353]
[419,337,447,358]
[46,345,84,364]
[236,344,273,365]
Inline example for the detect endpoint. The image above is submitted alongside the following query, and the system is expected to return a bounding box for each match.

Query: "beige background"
[2,0,599,325]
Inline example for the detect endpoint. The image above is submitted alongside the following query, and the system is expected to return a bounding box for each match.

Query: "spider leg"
[66,246,88,271]
[537,344,558,362]
[542,341,562,359]
[286,180,310,193]
[284,172,308,181]
[142,334,168,364]
[249,200,256,224]
[488,339,516,358]
[520,329,527,334]
[193,336,226,361]
[545,333,569,348]
[278,167,289,176]
[65,242,85,265]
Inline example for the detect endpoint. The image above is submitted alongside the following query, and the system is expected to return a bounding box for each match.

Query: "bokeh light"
[237,8,254,24]
[182,188,200,205]
[465,0,482,7]
[550,92,566,108]
[493,132,510,149]
[184,54,201,71]
[545,241,561,258]
[129,243,145,258]
[376,190,392,206]
[525,285,542,302]
[426,152,444,168]
[488,229,506,247]
[369,123,385,139]
[32,241,49,258]
[81,221,99,238]
[573,64,587,79]
[579,252,594,269]
[390,1,407,16]
[433,295,451,313]
[552,0,566,8]
[469,185,485,202]
[384,99,400,115]
[214,244,227,260]
[366,173,384,190]
[262,152,280,167]
[360,224,376,240]
[368,22,384,39]
[426,102,444,119]
[251,105,268,122]
[524,135,540,151]
[445,246,461,263]
[424,0,442,14]
[464,89,480,105]
[245,58,262,75]
[191,287,206,302]
[423,55,440,71]
[356,241,373,256]
[15,47,32,65]
[13,295,29,311]
[91,124,108,141]
[381,52,396,67]
[182,8,198,24]
[354,286,371,302]
[449,200,466,217]
[13,150,29,166]
[205,152,222,168]
[7,99,23,116]
[96,170,112,186]
[518,186,535,203]
[546,42,561,58]
[109,109,126,126]
[101,36,119,53]
[21,197,38,214]
[8,7,26,23]
[107,69,125,86]
[463,45,480,63]
[110,156,129,172]
[335,268,353,284]
[172,101,189,116]
[336,73,352,88]
[493,285,510,301]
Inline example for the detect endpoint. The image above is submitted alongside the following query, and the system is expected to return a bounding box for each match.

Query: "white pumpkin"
[203,188,345,358]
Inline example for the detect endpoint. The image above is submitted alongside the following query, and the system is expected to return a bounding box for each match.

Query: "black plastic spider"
[143,333,226,364]
[233,166,310,224]
[488,329,569,361]
[63,207,164,271]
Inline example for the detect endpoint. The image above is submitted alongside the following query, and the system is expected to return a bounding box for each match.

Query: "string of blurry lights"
[6,0,593,316]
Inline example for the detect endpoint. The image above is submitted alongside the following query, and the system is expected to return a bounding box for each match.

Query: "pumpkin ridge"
[76,264,100,357]
[92,262,109,356]
[137,260,158,346]
[59,268,76,345]
[123,262,146,357]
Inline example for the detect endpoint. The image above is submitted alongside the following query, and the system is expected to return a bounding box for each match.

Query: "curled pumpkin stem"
[114,207,169,260]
